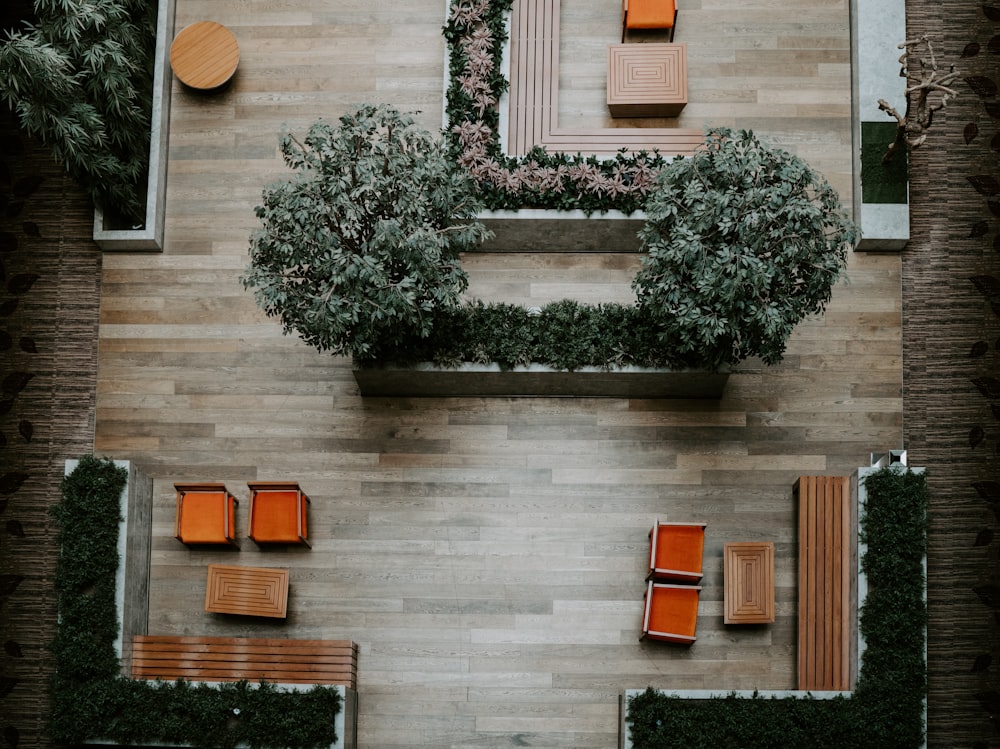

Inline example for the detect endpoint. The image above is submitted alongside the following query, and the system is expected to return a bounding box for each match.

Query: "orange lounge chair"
[174,482,239,547]
[640,581,701,644]
[647,519,706,582]
[622,0,677,43]
[247,481,311,547]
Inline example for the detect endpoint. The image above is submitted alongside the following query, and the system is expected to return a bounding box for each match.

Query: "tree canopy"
[243,105,490,360]
[632,127,857,370]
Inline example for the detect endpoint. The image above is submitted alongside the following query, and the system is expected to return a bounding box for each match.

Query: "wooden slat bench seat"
[507,0,701,157]
[795,475,853,691]
[131,635,358,689]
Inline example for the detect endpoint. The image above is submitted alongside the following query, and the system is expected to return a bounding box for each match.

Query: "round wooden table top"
[170,21,240,90]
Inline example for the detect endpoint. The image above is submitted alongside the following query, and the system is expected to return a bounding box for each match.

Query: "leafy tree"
[632,127,857,370]
[244,104,490,360]
[0,0,155,223]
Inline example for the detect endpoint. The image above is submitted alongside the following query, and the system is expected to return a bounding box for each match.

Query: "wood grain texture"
[170,21,240,90]
[723,542,775,625]
[794,476,851,691]
[132,635,358,687]
[205,564,289,618]
[92,0,885,745]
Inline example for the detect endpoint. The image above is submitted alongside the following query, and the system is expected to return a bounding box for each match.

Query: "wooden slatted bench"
[794,475,854,691]
[131,635,358,690]
[507,0,702,156]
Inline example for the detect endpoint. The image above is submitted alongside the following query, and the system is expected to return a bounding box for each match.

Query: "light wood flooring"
[94,0,897,746]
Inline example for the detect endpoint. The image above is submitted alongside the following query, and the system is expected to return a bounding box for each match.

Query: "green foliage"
[362,300,689,371]
[244,104,490,359]
[626,467,928,749]
[0,0,155,222]
[443,0,667,214]
[632,128,857,370]
[49,456,341,749]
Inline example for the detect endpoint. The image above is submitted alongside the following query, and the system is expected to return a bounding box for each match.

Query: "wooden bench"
[795,475,854,691]
[507,0,702,156]
[131,635,358,689]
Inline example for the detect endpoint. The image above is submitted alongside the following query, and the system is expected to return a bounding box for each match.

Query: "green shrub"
[632,128,856,370]
[244,104,490,360]
[0,0,156,223]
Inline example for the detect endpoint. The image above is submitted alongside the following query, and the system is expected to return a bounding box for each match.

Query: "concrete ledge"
[93,0,175,252]
[476,209,644,252]
[353,363,729,398]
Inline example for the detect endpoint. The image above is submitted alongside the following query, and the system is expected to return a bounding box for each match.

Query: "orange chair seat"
[648,520,706,582]
[248,482,310,546]
[624,0,676,30]
[641,582,700,644]
[174,484,238,547]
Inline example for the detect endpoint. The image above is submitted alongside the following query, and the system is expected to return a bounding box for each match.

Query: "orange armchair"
[174,483,239,547]
[247,481,311,547]
[647,519,706,583]
[622,0,677,42]
[640,581,701,644]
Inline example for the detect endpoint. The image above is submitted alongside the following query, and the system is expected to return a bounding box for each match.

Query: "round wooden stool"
[170,21,240,91]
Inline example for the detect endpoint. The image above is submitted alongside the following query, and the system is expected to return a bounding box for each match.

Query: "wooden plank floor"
[94,0,891,746]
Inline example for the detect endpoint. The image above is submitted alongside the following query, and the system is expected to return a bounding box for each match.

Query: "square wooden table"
[723,542,775,624]
[205,564,289,618]
[607,43,688,118]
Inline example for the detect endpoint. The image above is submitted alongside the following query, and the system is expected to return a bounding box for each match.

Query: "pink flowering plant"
[443,0,667,214]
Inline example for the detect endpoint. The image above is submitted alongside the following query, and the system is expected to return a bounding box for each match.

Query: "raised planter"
[353,362,729,398]
[63,458,357,749]
[92,0,175,252]
[850,0,909,251]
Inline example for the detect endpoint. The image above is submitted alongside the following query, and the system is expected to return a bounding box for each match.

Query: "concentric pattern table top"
[170,21,239,90]
[723,542,775,624]
[205,564,288,618]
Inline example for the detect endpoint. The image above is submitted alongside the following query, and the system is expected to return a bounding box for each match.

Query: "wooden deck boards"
[92,0,881,746]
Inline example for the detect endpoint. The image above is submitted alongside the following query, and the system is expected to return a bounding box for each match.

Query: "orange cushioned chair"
[174,483,239,547]
[647,519,706,583]
[622,0,677,42]
[247,481,311,547]
[640,581,701,644]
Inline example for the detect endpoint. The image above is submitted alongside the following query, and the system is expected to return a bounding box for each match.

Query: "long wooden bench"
[794,475,854,691]
[131,635,358,690]
[507,0,702,156]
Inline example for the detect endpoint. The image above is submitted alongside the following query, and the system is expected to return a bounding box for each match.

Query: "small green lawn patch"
[860,121,909,204]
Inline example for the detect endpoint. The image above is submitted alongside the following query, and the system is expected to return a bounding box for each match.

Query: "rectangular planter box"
[93,0,174,251]
[354,363,729,398]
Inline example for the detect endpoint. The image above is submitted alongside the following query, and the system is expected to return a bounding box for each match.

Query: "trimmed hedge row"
[49,455,341,749]
[626,467,928,748]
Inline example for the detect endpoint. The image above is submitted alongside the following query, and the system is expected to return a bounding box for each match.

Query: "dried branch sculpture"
[878,35,959,165]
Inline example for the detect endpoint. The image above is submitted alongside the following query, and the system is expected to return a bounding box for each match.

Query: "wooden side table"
[205,564,289,618]
[723,542,775,624]
[607,43,687,118]
[170,21,240,91]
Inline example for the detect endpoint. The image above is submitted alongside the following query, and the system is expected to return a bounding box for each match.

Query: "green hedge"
[361,300,683,370]
[626,467,927,748]
[49,456,341,749]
